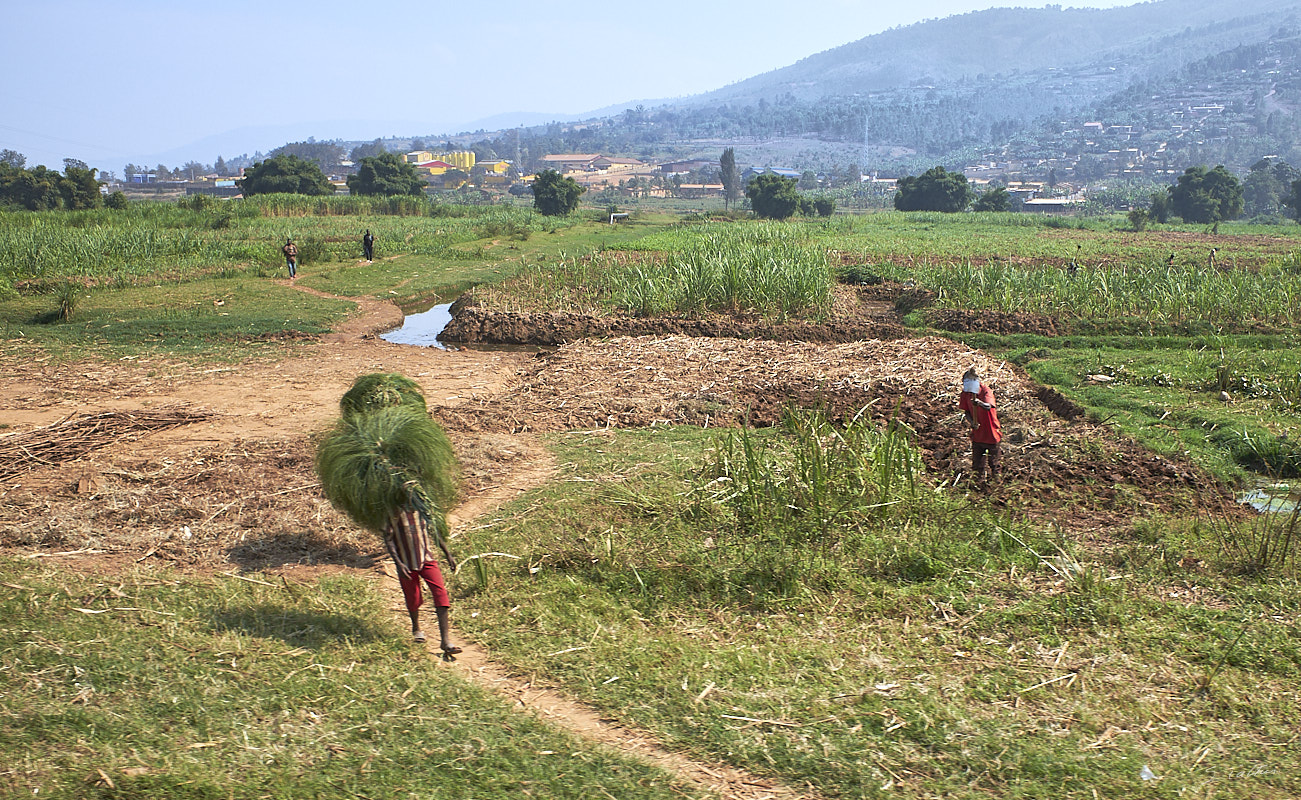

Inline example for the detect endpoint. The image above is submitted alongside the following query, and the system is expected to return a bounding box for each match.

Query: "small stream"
[1239,482,1299,514]
[381,302,454,349]
[380,301,549,353]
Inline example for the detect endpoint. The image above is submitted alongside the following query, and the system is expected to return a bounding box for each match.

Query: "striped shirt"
[384,506,431,574]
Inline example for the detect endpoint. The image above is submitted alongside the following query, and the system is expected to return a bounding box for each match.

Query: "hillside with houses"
[103,0,1301,215]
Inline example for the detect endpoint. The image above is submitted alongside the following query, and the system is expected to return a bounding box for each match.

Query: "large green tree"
[0,163,64,210]
[894,166,972,212]
[531,169,584,216]
[238,154,334,196]
[1168,165,1243,224]
[1148,191,1171,223]
[719,147,740,210]
[1242,157,1298,217]
[269,140,345,171]
[972,186,1011,212]
[58,162,103,209]
[180,160,208,181]
[745,173,800,220]
[347,152,425,196]
[1281,178,1301,222]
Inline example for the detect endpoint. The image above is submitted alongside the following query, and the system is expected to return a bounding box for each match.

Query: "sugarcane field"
[2,204,1299,800]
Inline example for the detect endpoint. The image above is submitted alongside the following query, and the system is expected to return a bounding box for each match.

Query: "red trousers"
[397,560,450,613]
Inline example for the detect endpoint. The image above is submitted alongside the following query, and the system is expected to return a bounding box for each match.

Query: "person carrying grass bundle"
[316,374,463,655]
[959,367,1001,483]
[382,476,459,653]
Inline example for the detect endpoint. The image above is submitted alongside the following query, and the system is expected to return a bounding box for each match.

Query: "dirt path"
[2,278,1235,798]
[387,437,818,800]
[0,284,820,800]
[444,640,814,800]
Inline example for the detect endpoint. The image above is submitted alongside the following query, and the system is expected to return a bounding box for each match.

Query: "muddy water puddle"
[382,302,548,353]
[382,302,454,349]
[1239,482,1299,514]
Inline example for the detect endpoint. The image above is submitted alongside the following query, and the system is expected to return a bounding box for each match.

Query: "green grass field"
[455,425,1300,799]
[0,562,695,799]
[2,198,1299,798]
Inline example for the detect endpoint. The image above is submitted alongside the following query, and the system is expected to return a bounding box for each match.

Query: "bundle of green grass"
[316,373,459,541]
[338,372,428,418]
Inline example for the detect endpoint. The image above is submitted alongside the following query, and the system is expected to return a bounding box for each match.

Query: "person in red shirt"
[959,367,1001,481]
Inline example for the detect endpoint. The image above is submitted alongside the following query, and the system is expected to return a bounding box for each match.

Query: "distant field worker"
[282,238,298,279]
[959,367,1002,481]
[362,229,375,262]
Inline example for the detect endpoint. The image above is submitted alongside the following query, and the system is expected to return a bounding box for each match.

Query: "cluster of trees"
[888,167,1011,213]
[0,152,105,211]
[346,153,424,196]
[1167,165,1244,224]
[269,139,346,172]
[1242,157,1299,217]
[744,173,836,219]
[894,167,973,212]
[238,155,334,196]
[349,139,389,163]
[123,157,237,182]
[531,170,584,216]
[889,160,1292,224]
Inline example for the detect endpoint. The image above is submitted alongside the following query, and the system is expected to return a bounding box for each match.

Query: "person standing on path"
[362,229,375,262]
[959,367,1002,482]
[282,238,298,280]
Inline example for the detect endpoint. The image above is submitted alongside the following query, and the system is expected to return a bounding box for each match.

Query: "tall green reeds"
[878,258,1301,328]
[698,408,924,582]
[0,201,544,287]
[606,223,833,317]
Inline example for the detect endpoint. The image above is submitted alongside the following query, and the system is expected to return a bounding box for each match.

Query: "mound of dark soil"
[441,308,906,346]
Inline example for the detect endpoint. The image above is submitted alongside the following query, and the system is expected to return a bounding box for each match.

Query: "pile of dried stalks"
[0,409,214,482]
[435,335,1028,433]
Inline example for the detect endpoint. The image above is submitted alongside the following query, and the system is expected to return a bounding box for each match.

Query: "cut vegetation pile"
[442,283,905,345]
[0,408,213,482]
[435,335,1226,519]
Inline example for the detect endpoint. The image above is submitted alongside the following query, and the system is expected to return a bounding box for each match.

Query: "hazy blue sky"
[1,0,1137,170]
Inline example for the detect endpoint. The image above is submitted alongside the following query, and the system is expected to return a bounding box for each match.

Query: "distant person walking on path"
[282,238,298,280]
[362,229,375,262]
[959,367,1002,482]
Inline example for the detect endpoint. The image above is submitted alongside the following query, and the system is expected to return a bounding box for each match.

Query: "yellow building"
[414,160,455,175]
[404,150,434,164]
[432,151,476,170]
